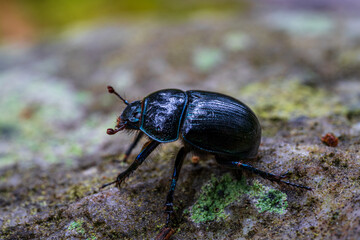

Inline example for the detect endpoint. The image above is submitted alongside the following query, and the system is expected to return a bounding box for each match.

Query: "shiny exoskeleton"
[102,86,311,238]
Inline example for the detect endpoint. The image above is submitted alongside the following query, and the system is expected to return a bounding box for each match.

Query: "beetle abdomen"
[140,89,187,142]
[182,91,261,158]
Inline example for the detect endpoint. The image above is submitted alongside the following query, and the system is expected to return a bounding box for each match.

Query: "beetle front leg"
[101,140,160,189]
[216,159,311,190]
[121,132,143,162]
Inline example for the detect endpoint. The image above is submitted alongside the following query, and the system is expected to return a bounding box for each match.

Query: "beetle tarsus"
[115,173,129,188]
[100,176,127,189]
[279,179,312,190]
[100,180,117,189]
[215,159,312,191]
[279,170,290,179]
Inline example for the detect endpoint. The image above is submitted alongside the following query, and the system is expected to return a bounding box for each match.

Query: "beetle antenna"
[107,86,129,105]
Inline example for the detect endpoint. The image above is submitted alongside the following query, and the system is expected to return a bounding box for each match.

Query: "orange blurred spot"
[0,0,35,43]
[191,155,200,164]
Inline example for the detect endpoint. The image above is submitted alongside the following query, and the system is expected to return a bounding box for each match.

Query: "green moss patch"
[67,218,97,239]
[190,174,248,223]
[68,219,86,235]
[240,79,345,120]
[190,174,288,223]
[249,181,288,214]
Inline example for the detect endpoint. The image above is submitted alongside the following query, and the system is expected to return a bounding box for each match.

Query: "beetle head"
[106,86,142,135]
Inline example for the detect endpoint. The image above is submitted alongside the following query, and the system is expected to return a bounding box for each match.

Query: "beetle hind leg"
[215,157,311,190]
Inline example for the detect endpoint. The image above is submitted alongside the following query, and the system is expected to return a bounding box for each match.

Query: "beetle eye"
[128,112,141,122]
[134,112,141,119]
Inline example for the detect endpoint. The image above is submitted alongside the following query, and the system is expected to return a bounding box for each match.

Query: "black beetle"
[102,86,311,235]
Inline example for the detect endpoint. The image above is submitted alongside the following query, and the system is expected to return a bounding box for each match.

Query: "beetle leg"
[101,140,160,189]
[121,132,143,162]
[156,147,187,239]
[164,147,187,227]
[279,170,290,179]
[216,159,311,190]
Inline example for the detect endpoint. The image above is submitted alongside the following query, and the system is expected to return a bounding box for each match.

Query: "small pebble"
[321,133,338,147]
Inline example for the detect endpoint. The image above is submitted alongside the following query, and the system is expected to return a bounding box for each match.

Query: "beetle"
[101,86,311,236]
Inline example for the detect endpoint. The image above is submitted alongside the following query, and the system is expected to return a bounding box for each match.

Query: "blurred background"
[1,0,359,168]
[1,1,360,239]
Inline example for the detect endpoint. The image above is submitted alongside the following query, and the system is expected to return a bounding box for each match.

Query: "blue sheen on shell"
[140,89,187,142]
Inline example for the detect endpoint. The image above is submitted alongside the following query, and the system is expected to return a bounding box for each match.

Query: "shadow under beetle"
[101,86,311,237]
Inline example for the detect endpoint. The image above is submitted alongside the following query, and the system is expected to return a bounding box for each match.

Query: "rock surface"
[1,6,360,240]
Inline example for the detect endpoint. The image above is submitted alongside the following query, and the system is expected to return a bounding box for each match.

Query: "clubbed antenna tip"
[107,85,129,105]
[107,86,115,94]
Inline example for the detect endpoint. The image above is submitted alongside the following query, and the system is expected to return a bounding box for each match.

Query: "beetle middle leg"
[215,157,311,190]
[101,140,160,189]
[156,147,188,240]
[164,147,188,226]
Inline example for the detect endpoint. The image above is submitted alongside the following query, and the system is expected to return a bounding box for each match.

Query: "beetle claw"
[115,173,129,188]
[100,178,125,189]
[100,173,127,189]
[115,179,124,189]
